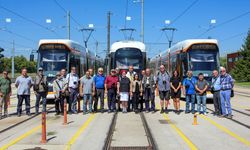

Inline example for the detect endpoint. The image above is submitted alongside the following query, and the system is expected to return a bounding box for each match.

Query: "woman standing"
[170,70,182,114]
[131,74,143,113]
[117,71,132,113]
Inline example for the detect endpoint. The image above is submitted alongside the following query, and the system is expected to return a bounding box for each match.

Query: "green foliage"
[0,56,37,73]
[219,57,227,68]
[231,29,250,82]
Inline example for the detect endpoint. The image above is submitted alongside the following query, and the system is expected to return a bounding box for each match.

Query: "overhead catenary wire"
[197,11,250,38]
[0,39,34,48]
[0,5,62,37]
[220,32,247,42]
[54,0,83,27]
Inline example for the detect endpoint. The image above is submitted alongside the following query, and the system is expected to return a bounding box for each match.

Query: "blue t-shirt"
[15,76,33,95]
[182,77,197,95]
[94,74,106,89]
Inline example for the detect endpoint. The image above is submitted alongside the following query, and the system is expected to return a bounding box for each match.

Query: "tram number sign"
[191,44,217,50]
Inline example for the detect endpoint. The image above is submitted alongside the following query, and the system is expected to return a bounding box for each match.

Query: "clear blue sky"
[0,0,250,58]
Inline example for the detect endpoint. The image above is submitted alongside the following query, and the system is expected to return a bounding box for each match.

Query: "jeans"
[108,89,116,111]
[185,94,195,113]
[213,91,221,115]
[220,90,232,115]
[83,94,92,113]
[17,95,30,114]
[196,94,207,113]
[94,89,104,111]
[35,92,47,113]
[144,88,155,111]
[69,88,79,113]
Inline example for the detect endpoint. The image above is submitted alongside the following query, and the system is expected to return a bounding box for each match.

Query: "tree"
[231,29,250,82]
[0,56,37,73]
[219,57,227,68]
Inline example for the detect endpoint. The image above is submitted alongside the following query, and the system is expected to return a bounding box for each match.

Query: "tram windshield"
[115,48,143,69]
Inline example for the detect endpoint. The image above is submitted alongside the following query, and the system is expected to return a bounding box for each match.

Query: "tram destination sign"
[191,44,217,50]
[40,44,66,50]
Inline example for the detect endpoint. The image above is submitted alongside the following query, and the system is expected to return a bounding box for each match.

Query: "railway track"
[103,112,157,150]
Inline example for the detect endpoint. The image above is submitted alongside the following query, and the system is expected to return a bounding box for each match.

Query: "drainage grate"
[158,119,168,124]
[110,146,153,150]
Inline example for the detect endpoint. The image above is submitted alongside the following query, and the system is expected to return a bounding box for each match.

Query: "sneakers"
[160,108,164,114]
[226,114,233,119]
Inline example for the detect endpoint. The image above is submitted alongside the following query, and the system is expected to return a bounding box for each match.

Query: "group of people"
[0,64,234,119]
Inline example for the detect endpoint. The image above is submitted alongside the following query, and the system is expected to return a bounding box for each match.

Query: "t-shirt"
[94,74,106,89]
[196,80,208,95]
[0,77,11,95]
[182,77,197,95]
[15,76,33,95]
[119,77,130,92]
[170,77,181,89]
[81,76,94,94]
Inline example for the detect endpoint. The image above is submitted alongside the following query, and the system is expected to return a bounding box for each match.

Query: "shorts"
[120,92,129,101]
[159,91,170,100]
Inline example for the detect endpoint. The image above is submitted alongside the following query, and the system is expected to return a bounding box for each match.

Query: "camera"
[145,84,150,88]
[163,80,166,85]
[73,81,77,85]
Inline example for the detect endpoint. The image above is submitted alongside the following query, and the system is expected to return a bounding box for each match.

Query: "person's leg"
[3,95,8,116]
[42,93,47,113]
[94,90,99,112]
[173,98,177,111]
[55,98,59,114]
[225,90,232,115]
[60,97,64,114]
[35,93,41,113]
[0,95,3,118]
[112,90,116,111]
[217,92,222,115]
[213,92,219,114]
[145,89,150,111]
[176,98,180,111]
[100,89,105,112]
[191,94,196,113]
[185,95,190,113]
[202,95,207,114]
[89,95,93,113]
[24,95,31,115]
[17,95,23,115]
[165,91,170,111]
[69,90,74,113]
[196,95,201,113]
[136,93,140,111]
[220,91,226,116]
[107,89,112,111]
[150,91,155,111]
[159,91,164,111]
[72,89,78,113]
[125,101,128,112]
[83,95,87,113]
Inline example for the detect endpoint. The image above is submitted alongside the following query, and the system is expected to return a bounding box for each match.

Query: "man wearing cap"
[34,67,48,114]
[105,69,119,113]
[53,72,66,115]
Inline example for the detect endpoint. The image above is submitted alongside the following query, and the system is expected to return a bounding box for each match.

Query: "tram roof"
[38,39,85,51]
[110,40,146,53]
[170,39,218,53]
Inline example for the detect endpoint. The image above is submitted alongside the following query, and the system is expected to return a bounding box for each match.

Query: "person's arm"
[30,77,34,88]
[104,77,108,94]
[170,81,176,90]
[182,79,186,96]
[117,82,120,94]
[202,84,208,93]
[15,77,19,88]
[79,80,83,97]
[130,80,133,96]
[195,84,201,94]
[177,82,181,90]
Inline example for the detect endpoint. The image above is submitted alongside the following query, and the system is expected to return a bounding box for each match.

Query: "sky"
[0,0,250,59]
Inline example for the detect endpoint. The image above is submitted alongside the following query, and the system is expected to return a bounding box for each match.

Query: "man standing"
[182,71,197,114]
[53,72,66,115]
[15,68,33,116]
[66,67,79,114]
[142,68,155,112]
[80,71,95,114]
[211,70,221,116]
[93,68,106,113]
[34,67,48,114]
[156,65,171,114]
[105,69,119,113]
[220,67,234,118]
[126,65,136,111]
[0,70,12,119]
[195,73,208,115]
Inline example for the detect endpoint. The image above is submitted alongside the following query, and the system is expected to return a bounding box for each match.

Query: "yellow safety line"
[156,104,198,150]
[200,115,250,146]
[0,125,41,150]
[66,114,97,150]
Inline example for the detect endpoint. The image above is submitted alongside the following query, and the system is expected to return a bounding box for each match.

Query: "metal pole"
[141,0,144,43]
[107,11,111,75]
[12,40,15,79]
[67,11,71,40]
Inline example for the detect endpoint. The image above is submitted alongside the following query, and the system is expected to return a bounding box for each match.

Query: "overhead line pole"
[12,40,15,79]
[67,11,71,39]
[107,11,112,75]
[141,0,144,43]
